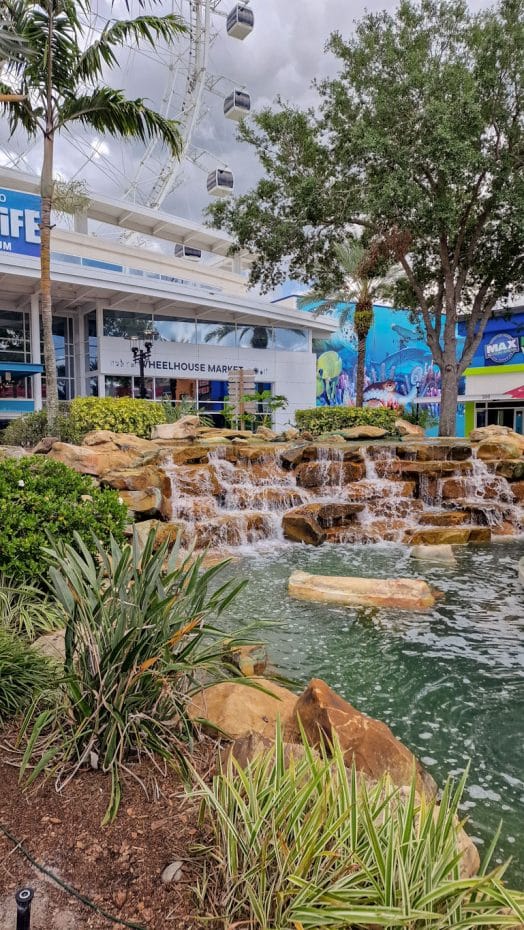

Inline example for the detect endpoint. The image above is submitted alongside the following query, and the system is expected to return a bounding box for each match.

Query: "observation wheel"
[0,2,254,216]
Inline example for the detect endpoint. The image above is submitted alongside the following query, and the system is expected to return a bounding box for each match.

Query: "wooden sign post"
[228,369,256,429]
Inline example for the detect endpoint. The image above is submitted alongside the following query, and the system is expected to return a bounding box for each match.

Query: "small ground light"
[15,888,34,930]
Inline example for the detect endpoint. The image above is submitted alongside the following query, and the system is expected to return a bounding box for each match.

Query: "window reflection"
[103,309,153,338]
[274,327,307,351]
[155,316,196,344]
[0,311,30,362]
[238,325,274,349]
[197,321,237,347]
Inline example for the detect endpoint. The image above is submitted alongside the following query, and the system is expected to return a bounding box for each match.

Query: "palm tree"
[0,0,185,423]
[299,240,397,407]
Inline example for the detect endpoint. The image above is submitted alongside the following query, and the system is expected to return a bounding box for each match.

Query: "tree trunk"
[40,1,58,426]
[40,134,59,424]
[438,360,459,437]
[355,333,367,407]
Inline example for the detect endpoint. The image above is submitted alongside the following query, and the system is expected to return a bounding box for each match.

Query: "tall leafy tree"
[0,0,185,422]
[299,240,398,406]
[209,0,524,436]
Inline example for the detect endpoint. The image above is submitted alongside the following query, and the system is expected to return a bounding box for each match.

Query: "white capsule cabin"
[174,244,202,261]
[226,4,254,39]
[207,169,234,197]
[224,89,251,122]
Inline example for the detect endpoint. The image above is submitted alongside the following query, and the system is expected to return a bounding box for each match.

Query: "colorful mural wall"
[311,304,439,410]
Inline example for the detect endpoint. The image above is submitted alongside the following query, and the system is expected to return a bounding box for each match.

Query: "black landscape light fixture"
[129,327,156,399]
[15,888,34,930]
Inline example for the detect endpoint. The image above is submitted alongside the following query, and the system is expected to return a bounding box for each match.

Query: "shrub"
[295,405,398,436]
[1,407,82,448]
[195,728,524,930]
[0,577,64,641]
[70,396,166,438]
[0,628,56,724]
[20,530,249,824]
[0,457,126,583]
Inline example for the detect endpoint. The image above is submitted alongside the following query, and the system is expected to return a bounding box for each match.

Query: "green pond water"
[221,540,524,885]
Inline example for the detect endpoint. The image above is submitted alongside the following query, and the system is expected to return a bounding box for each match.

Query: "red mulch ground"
[0,729,219,930]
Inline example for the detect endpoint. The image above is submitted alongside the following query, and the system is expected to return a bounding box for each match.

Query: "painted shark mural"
[311,303,465,427]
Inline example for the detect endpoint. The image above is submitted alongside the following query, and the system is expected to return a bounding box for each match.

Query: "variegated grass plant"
[0,575,65,642]
[19,529,249,824]
[0,628,56,724]
[194,724,524,930]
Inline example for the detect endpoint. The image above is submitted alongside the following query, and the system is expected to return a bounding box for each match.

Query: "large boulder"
[101,464,169,492]
[295,679,436,797]
[119,487,162,517]
[470,424,524,447]
[256,426,278,441]
[476,438,523,461]
[295,460,364,487]
[282,509,326,546]
[395,419,425,438]
[48,431,159,477]
[151,416,200,441]
[288,570,437,610]
[408,526,491,545]
[0,445,27,460]
[189,678,298,740]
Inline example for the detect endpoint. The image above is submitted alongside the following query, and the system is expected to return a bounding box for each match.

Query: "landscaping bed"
[0,732,214,930]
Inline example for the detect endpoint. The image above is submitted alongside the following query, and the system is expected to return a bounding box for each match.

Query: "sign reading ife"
[0,188,41,258]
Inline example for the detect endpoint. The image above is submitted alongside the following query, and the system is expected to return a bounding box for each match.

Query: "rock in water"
[410,544,457,564]
[288,570,437,610]
[188,679,298,740]
[295,678,436,797]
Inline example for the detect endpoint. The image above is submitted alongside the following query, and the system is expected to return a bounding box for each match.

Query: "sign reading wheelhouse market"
[0,188,41,257]
[484,332,520,365]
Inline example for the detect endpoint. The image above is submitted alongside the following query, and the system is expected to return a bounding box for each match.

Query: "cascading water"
[163,440,523,549]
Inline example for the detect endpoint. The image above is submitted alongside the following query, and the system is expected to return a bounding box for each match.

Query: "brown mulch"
[0,729,218,930]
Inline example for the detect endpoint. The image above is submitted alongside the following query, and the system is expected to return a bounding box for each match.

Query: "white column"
[96,300,105,396]
[30,292,42,411]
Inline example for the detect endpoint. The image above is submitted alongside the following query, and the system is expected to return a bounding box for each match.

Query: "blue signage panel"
[484,332,520,364]
[0,187,41,257]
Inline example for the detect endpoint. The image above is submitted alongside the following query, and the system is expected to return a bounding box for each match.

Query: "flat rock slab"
[410,544,457,564]
[288,570,437,610]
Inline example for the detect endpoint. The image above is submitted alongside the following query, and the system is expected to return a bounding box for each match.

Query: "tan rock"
[151,417,200,441]
[221,733,308,770]
[169,445,209,465]
[470,424,524,447]
[408,527,491,545]
[256,426,278,441]
[280,445,307,469]
[511,481,524,502]
[48,432,159,476]
[282,427,300,441]
[339,425,388,439]
[0,445,29,460]
[288,570,437,610]
[410,544,457,564]
[119,488,162,516]
[227,643,268,677]
[418,510,469,526]
[132,519,183,549]
[282,509,326,546]
[295,460,364,487]
[32,436,59,454]
[33,630,65,662]
[476,438,523,460]
[495,459,524,481]
[102,465,168,492]
[395,419,425,438]
[295,679,436,797]
[189,678,298,740]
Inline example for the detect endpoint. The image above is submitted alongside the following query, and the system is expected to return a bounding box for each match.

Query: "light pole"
[129,333,154,399]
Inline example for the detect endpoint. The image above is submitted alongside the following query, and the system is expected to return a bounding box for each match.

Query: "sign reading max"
[0,187,41,257]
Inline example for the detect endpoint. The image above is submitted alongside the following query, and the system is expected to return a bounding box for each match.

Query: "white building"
[0,168,336,429]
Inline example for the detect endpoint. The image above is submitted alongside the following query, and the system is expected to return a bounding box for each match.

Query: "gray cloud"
[0,0,488,227]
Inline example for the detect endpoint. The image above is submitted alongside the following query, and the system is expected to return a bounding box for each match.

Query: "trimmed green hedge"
[295,406,398,436]
[70,396,166,439]
[0,456,126,583]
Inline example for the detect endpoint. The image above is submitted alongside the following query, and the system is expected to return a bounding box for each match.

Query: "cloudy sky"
[0,0,393,225]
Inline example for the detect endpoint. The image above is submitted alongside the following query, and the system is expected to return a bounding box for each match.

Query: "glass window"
[237,325,273,350]
[154,315,196,344]
[86,377,98,397]
[0,310,30,362]
[197,321,237,347]
[85,310,98,372]
[274,326,308,351]
[105,376,132,398]
[153,378,177,401]
[132,377,154,400]
[40,316,74,400]
[103,309,153,338]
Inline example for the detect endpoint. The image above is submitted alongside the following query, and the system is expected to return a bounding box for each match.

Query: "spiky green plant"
[0,629,56,724]
[19,529,249,823]
[0,576,64,641]
[194,724,524,930]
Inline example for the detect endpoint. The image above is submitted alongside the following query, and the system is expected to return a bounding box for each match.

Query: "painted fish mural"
[312,304,465,418]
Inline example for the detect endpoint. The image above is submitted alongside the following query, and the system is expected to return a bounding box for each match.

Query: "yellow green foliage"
[70,397,166,439]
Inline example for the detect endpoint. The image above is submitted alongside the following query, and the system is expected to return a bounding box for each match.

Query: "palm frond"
[74,13,186,82]
[58,88,182,156]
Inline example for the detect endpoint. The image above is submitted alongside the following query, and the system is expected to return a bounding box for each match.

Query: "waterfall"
[163,440,523,550]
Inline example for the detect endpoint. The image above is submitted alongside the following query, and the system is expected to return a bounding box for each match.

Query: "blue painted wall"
[458,309,524,368]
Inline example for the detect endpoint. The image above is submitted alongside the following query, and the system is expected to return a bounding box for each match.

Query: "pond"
[222,539,524,885]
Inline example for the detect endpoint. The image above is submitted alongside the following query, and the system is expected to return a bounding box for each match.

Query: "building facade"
[0,170,336,430]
